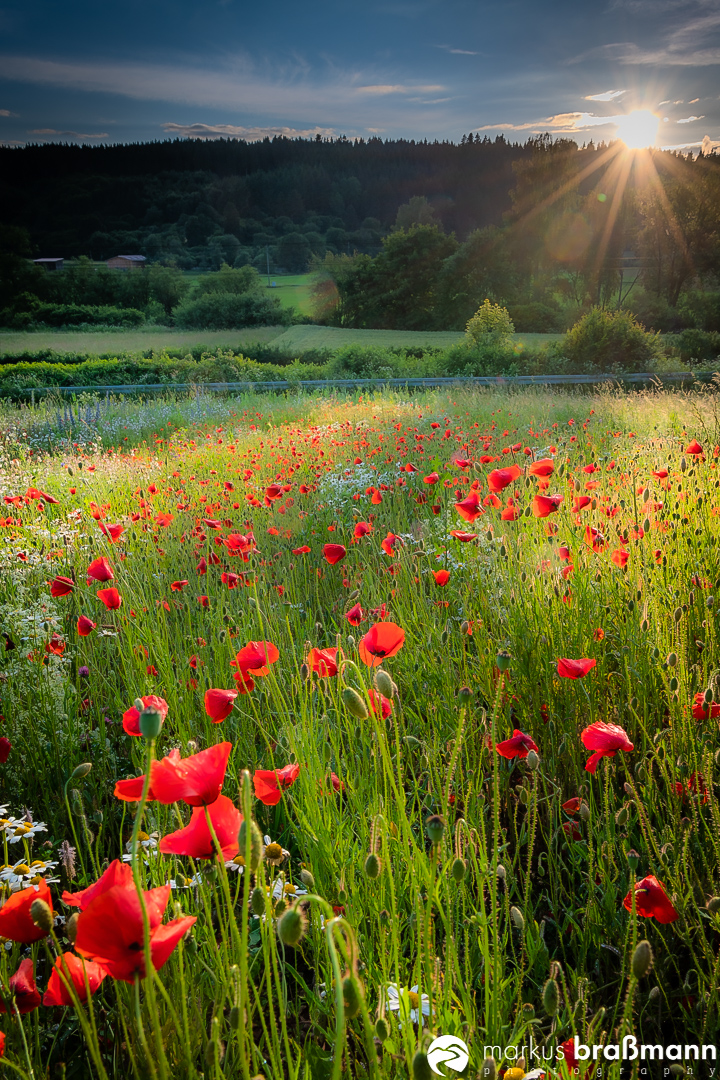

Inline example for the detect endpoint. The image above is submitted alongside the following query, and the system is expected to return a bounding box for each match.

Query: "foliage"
[667,328,720,363]
[191,263,262,296]
[465,299,515,346]
[172,291,291,330]
[554,306,665,373]
[3,301,146,329]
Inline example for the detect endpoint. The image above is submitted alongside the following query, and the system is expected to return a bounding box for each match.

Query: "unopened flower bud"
[375,1017,389,1042]
[277,904,306,947]
[66,912,79,945]
[342,687,368,719]
[707,896,720,913]
[299,868,315,890]
[510,905,525,931]
[363,853,381,879]
[496,650,511,672]
[238,818,264,873]
[542,977,559,1016]
[526,749,539,771]
[481,1057,497,1080]
[425,815,445,844]
[615,807,628,826]
[250,887,266,916]
[30,898,54,935]
[229,1006,241,1030]
[579,802,591,822]
[626,848,640,870]
[71,762,92,779]
[412,1051,433,1080]
[632,939,653,979]
[374,669,396,699]
[342,974,362,1019]
[451,857,466,883]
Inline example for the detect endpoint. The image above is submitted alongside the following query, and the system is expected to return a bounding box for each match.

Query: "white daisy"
[386,984,434,1026]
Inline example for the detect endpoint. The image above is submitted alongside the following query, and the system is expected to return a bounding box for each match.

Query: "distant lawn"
[272,325,564,352]
[0,326,289,357]
[262,274,315,317]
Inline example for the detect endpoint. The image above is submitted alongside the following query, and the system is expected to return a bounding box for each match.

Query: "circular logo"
[426,1035,470,1076]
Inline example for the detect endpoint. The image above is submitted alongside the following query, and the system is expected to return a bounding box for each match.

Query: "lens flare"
[614,110,659,150]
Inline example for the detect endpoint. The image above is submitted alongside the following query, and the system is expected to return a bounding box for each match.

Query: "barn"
[33,258,64,271]
[106,255,147,270]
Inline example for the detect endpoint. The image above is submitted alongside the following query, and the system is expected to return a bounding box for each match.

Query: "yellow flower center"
[265,843,283,860]
[283,883,297,895]
[407,991,420,1009]
[232,855,245,866]
[30,875,42,886]
[137,831,150,841]
[13,864,30,875]
[14,825,32,836]
[30,861,45,868]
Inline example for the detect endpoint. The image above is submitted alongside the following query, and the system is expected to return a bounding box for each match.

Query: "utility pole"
[266,245,271,287]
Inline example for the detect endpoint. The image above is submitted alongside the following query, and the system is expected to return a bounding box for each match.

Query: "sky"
[0,0,719,151]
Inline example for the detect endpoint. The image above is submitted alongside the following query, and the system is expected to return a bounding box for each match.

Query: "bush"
[2,302,146,329]
[667,328,720,364]
[678,292,720,333]
[172,291,290,329]
[554,307,664,373]
[625,290,683,333]
[465,300,514,346]
[506,301,562,333]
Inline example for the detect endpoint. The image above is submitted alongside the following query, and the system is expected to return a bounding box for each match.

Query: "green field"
[262,273,316,316]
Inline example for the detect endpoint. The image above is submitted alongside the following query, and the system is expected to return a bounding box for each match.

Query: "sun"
[614,110,660,150]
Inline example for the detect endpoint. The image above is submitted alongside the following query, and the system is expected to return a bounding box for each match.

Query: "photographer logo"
[426,1035,470,1076]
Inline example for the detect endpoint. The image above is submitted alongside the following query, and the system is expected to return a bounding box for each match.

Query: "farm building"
[106,255,146,270]
[33,258,64,271]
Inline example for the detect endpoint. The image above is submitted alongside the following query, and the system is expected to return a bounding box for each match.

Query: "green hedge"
[5,303,146,329]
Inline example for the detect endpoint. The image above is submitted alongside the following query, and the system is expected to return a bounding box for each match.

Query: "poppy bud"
[460,620,470,635]
[71,762,92,779]
[708,596,714,609]
[615,807,628,826]
[579,802,591,822]
[522,1002,534,1018]
[139,703,164,740]
[425,815,445,844]
[526,749,539,771]
[342,974,362,1019]
[649,986,660,1001]
[229,1006,241,1030]
[238,819,264,873]
[680,456,687,472]
[481,1057,497,1080]
[66,912,79,945]
[364,853,381,879]
[496,863,506,880]
[496,650,511,671]
[374,669,396,698]
[705,687,714,705]
[458,685,473,705]
[707,896,720,913]
[626,848,640,869]
[375,1017,389,1042]
[519,786,529,805]
[342,687,368,719]
[673,606,683,623]
[338,888,348,903]
[510,905,524,930]
[632,939,653,979]
[451,857,466,882]
[250,887,266,916]
[277,904,306,947]
[669,676,678,692]
[412,1051,433,1080]
[299,868,315,890]
[30,898,54,934]
[542,976,559,1016]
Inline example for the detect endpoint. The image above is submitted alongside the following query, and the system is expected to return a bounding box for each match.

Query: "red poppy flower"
[368,689,393,718]
[381,532,400,556]
[0,738,11,763]
[562,797,582,814]
[254,763,300,806]
[501,503,520,520]
[358,621,406,667]
[204,688,238,723]
[562,821,582,842]
[454,491,483,522]
[423,472,439,485]
[532,494,563,518]
[487,465,521,493]
[292,545,311,554]
[75,883,196,981]
[148,742,232,806]
[122,695,169,737]
[573,495,592,512]
[0,959,40,1014]
[581,720,634,773]
[43,952,107,1006]
[593,628,605,641]
[557,657,596,679]
[345,603,365,626]
[323,543,346,565]
[97,587,122,610]
[62,859,133,909]
[432,568,450,586]
[495,729,539,759]
[99,523,124,542]
[691,692,720,720]
[77,615,97,637]
[449,530,477,542]
[159,794,242,860]
[611,549,629,568]
[197,595,209,607]
[113,773,157,802]
[685,439,703,456]
[623,874,679,923]
[307,646,339,677]
[0,880,53,943]
[528,458,555,477]
[230,641,279,678]
[652,469,669,479]
[353,522,373,538]
[50,576,75,597]
[86,557,113,584]
[170,580,189,591]
[45,633,65,656]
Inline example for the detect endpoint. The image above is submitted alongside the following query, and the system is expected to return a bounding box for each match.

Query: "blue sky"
[0,0,719,149]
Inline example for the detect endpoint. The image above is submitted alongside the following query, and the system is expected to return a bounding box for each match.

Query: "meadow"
[0,383,719,1078]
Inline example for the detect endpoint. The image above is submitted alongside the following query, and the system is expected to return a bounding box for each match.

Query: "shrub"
[555,307,664,373]
[506,301,562,333]
[172,292,290,330]
[465,300,514,346]
[3,302,146,328]
[625,290,683,333]
[667,328,720,364]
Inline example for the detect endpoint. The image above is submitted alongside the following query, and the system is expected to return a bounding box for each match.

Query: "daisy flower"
[386,984,433,1026]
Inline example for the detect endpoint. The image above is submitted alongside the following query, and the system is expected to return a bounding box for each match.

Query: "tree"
[394,196,439,231]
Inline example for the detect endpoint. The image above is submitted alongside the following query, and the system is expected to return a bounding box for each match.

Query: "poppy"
[197,595,209,607]
[573,496,592,512]
[62,860,134,910]
[307,646,339,677]
[0,959,41,1014]
[611,549,629,568]
[423,473,439,485]
[254,763,300,806]
[0,879,53,943]
[75,883,196,981]
[149,742,232,806]
[358,622,406,667]
[77,615,97,637]
[454,491,483,523]
[368,689,393,718]
[43,952,107,1007]
[345,603,365,626]
[50,575,75,597]
[159,794,242,861]
[495,729,539,759]
[323,543,346,565]
[122,695,169,737]
[292,545,311,554]
[86,557,113,584]
[562,821,582,842]
[562,797,582,814]
[449,530,477,542]
[487,465,521,493]
[99,523,124,542]
[581,720,634,773]
[501,503,521,521]
[0,738,11,763]
[623,874,679,923]
[113,773,157,802]
[170,580,188,591]
[97,587,122,610]
[685,439,703,456]
[532,494,563,518]
[45,633,66,656]
[691,692,720,720]
[528,459,555,477]
[557,658,596,679]
[432,569,450,586]
[230,641,279,678]
[204,688,238,723]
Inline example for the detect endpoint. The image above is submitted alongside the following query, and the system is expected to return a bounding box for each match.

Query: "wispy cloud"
[355,83,445,95]
[572,11,720,66]
[676,114,704,122]
[28,127,109,138]
[0,108,13,116]
[585,89,626,101]
[434,44,478,55]
[474,111,624,135]
[161,122,337,140]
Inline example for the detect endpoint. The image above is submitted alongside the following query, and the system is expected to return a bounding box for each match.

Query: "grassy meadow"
[0,383,719,1077]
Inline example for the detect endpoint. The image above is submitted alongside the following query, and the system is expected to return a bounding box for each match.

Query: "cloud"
[573,11,720,66]
[474,111,626,135]
[28,128,109,139]
[434,44,478,55]
[0,108,14,117]
[585,89,626,101]
[355,84,445,95]
[701,134,720,153]
[676,115,704,122]
[161,122,337,140]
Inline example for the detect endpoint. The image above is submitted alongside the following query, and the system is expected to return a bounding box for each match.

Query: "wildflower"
[170,580,188,591]
[74,883,196,981]
[557,657,596,679]
[148,742,232,806]
[121,832,159,863]
[86,557,113,584]
[432,569,450,586]
[43,953,106,1006]
[159,794,242,861]
[487,465,521,493]
[323,543,346,565]
[581,721,634,773]
[345,603,365,626]
[230,642,279,693]
[45,633,66,656]
[62,859,133,909]
[97,587,122,610]
[307,646,339,677]
[495,729,539,759]
[122,695,169,737]
[50,576,75,597]
[685,439,703,456]
[358,622,405,667]
[691,692,720,720]
[528,458,554,477]
[623,874,679,923]
[204,688,238,723]
[368,689,392,718]
[0,959,41,1014]
[0,739,10,764]
[386,983,433,1026]
[0,879,53,942]
[263,835,290,867]
[254,763,300,806]
[77,615,96,637]
[454,491,483,522]
[532,494,563,517]
[58,840,77,881]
